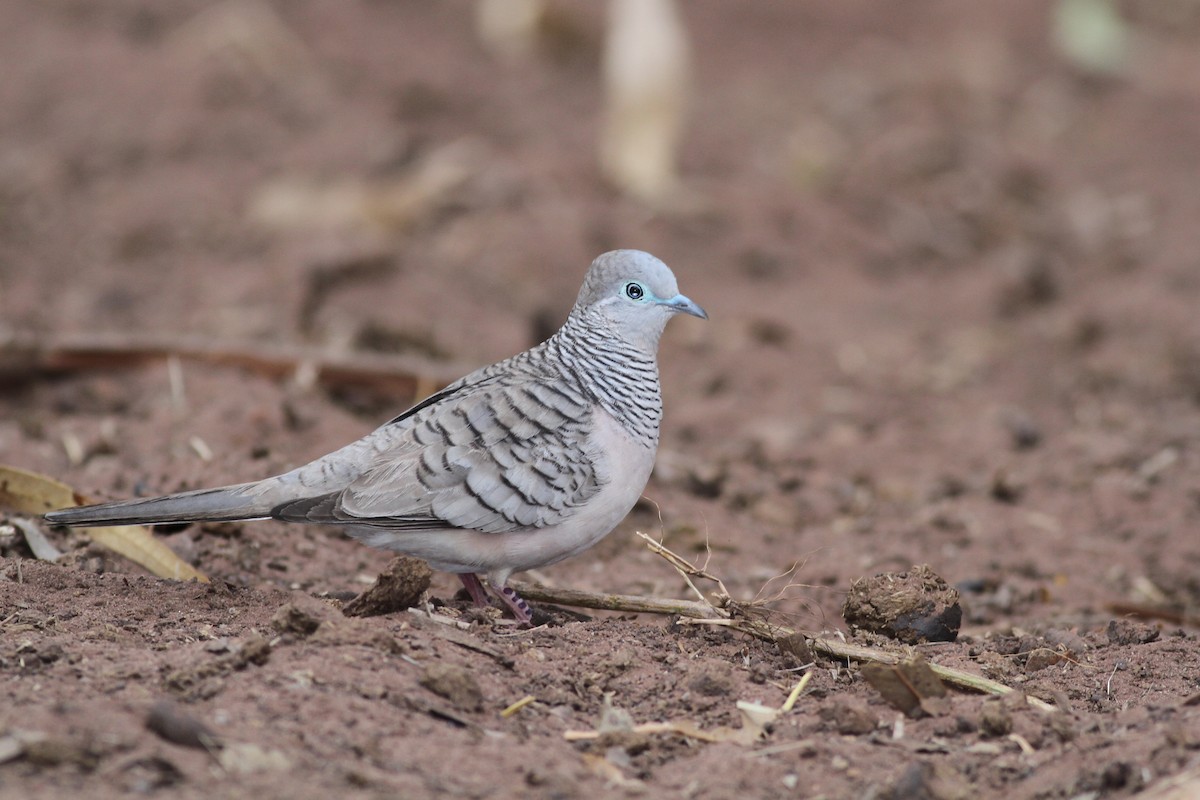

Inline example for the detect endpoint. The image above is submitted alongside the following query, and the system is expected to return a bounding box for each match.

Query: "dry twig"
[0,330,467,397]
[516,533,1055,712]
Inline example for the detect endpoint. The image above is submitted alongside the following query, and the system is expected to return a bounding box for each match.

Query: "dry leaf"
[0,464,208,582]
[861,653,950,717]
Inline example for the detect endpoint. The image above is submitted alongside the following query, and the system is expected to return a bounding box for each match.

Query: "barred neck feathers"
[545,311,662,445]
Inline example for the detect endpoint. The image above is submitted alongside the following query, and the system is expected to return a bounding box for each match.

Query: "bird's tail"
[43,482,273,528]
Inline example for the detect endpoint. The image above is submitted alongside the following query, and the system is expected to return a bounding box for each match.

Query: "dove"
[44,250,707,623]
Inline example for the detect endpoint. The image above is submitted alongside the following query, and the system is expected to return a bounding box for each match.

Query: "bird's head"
[573,250,706,350]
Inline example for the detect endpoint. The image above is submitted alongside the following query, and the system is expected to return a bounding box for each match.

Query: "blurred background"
[3,0,1200,624]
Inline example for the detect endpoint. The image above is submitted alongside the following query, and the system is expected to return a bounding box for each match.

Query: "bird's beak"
[661,293,708,320]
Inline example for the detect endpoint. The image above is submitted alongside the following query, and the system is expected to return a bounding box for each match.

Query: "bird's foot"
[495,585,533,626]
[456,573,533,625]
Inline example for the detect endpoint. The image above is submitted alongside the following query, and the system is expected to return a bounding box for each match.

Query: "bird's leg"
[457,573,492,607]
[494,583,534,626]
[458,573,533,624]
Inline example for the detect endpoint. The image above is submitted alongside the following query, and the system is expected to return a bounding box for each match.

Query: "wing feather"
[329,378,601,533]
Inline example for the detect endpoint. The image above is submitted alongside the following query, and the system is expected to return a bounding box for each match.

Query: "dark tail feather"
[43,482,271,528]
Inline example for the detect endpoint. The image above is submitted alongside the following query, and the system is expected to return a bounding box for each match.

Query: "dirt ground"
[3,2,1200,798]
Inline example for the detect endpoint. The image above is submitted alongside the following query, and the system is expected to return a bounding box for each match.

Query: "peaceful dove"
[44,250,707,623]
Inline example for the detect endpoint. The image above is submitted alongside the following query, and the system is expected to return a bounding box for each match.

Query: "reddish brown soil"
[3,2,1200,798]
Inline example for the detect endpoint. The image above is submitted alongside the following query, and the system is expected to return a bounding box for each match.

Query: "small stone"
[1105,619,1160,645]
[1101,762,1140,791]
[145,701,218,749]
[218,743,292,775]
[35,643,65,664]
[419,663,483,711]
[994,245,1060,317]
[118,756,185,793]
[750,496,800,528]
[1002,408,1042,450]
[1043,628,1088,655]
[653,451,727,498]
[889,761,972,800]
[990,468,1024,504]
[1025,648,1061,672]
[820,700,877,735]
[686,460,727,498]
[271,603,323,637]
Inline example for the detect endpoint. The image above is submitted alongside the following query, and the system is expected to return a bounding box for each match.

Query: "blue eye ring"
[625,282,645,300]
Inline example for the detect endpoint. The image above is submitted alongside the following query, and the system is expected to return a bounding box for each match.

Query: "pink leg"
[456,573,533,625]
[457,573,491,606]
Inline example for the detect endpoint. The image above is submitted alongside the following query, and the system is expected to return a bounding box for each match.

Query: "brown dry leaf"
[861,653,950,717]
[0,465,208,583]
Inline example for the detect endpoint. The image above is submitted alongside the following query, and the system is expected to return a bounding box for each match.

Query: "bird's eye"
[625,282,644,300]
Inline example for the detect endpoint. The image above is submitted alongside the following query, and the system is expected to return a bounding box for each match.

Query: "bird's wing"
[276,376,603,533]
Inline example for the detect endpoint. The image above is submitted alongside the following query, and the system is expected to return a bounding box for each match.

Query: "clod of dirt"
[1047,712,1078,743]
[1100,761,1143,792]
[12,640,65,669]
[687,662,734,696]
[20,734,101,770]
[888,760,972,800]
[842,564,962,643]
[1001,408,1043,450]
[342,556,432,617]
[145,700,219,749]
[1024,647,1061,672]
[994,245,1060,318]
[989,468,1024,504]
[419,663,483,711]
[819,699,877,735]
[1105,619,1160,645]
[271,601,325,637]
[164,636,272,698]
[1043,627,1089,655]
[653,450,728,499]
[684,460,727,498]
[979,698,1013,738]
[218,743,293,775]
[119,757,186,793]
